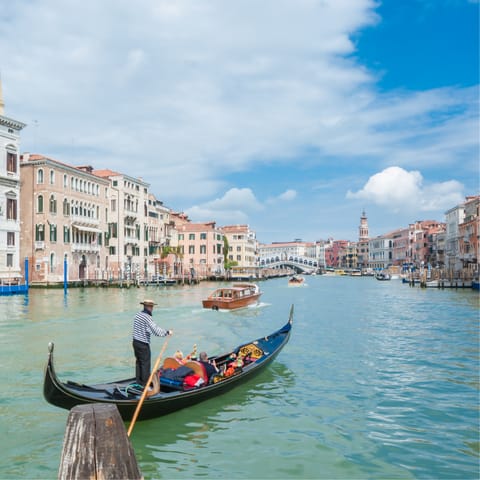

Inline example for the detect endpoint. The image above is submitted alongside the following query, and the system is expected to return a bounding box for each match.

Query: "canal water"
[0,276,478,479]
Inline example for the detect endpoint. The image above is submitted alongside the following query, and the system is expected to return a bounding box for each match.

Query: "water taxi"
[202,283,262,310]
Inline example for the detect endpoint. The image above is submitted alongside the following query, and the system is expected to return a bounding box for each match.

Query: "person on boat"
[198,351,219,380]
[132,299,172,386]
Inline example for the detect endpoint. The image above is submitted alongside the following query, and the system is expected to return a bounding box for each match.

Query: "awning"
[72,224,102,233]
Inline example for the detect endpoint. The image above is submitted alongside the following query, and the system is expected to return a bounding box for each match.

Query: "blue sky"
[1,0,478,243]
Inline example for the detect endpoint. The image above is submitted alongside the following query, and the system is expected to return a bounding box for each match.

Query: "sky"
[0,0,478,244]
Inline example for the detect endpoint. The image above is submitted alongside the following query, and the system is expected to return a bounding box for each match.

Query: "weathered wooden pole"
[58,403,142,480]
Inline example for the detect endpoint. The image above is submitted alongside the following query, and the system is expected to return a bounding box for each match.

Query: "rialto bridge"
[259,256,319,274]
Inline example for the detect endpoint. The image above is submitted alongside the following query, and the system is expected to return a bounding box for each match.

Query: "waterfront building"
[93,169,150,281]
[221,224,257,268]
[324,240,349,268]
[445,203,466,274]
[391,227,410,268]
[20,155,110,283]
[368,234,393,270]
[174,219,225,279]
[313,240,328,270]
[146,195,181,279]
[458,195,479,274]
[0,81,26,284]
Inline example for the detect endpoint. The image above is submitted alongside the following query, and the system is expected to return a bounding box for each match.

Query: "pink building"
[174,219,225,279]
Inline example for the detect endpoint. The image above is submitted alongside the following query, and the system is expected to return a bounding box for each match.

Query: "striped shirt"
[132,309,168,344]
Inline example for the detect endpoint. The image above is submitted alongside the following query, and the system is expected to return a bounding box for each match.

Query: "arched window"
[50,252,55,273]
[49,170,55,185]
[49,195,57,214]
[63,198,70,216]
[37,169,44,184]
[37,195,44,213]
[63,174,68,188]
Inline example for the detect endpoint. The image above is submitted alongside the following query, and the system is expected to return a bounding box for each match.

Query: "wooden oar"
[127,337,170,437]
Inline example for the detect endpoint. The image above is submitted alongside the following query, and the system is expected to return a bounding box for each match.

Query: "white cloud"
[0,0,476,242]
[346,166,464,212]
[267,189,297,204]
[185,188,263,225]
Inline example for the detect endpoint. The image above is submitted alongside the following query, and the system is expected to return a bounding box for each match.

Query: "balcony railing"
[72,243,100,253]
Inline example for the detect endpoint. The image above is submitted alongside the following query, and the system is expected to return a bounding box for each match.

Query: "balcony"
[70,214,100,227]
[72,243,100,253]
[35,241,45,250]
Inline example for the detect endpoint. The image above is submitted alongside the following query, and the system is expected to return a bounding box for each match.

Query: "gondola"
[43,305,294,421]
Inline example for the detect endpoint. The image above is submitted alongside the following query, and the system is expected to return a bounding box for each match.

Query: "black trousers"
[133,339,151,385]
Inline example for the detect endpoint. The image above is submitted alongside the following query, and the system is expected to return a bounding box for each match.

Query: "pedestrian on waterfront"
[132,299,172,386]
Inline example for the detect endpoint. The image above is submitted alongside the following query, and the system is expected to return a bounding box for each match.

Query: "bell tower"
[359,210,369,241]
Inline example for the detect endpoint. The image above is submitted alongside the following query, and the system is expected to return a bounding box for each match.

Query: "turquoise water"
[0,276,478,479]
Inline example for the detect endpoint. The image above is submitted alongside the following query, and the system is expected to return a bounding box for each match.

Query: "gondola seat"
[183,361,208,382]
[162,357,182,370]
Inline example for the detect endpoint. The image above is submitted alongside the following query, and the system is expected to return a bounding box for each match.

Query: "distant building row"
[0,94,478,284]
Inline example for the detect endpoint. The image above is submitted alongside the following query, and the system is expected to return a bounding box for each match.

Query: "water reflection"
[132,362,295,477]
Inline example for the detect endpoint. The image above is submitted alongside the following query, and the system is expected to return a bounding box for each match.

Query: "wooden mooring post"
[58,403,142,480]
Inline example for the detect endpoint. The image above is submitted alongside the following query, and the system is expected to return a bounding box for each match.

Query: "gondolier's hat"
[140,299,157,306]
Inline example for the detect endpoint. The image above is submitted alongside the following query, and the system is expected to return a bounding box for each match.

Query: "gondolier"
[133,299,172,386]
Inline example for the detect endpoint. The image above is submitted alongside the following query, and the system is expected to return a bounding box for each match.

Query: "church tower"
[359,210,369,241]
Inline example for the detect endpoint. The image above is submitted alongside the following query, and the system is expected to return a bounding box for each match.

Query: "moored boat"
[202,283,262,310]
[43,306,293,421]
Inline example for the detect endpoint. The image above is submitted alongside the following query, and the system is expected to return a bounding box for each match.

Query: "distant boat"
[202,283,262,310]
[288,276,305,286]
[375,272,391,281]
[141,275,176,286]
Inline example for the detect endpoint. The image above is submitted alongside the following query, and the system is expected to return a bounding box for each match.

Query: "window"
[63,174,68,188]
[6,152,17,173]
[7,232,15,246]
[63,226,70,243]
[63,199,70,216]
[35,224,45,241]
[178,234,184,240]
[189,245,195,254]
[37,169,44,184]
[50,224,57,242]
[109,223,118,238]
[49,170,55,185]
[6,198,17,220]
[189,233,195,240]
[6,253,13,267]
[49,195,57,214]
[200,245,206,254]
[200,233,207,240]
[37,195,44,213]
[111,198,116,212]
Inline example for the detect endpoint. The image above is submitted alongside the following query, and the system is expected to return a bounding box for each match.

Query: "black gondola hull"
[43,306,293,421]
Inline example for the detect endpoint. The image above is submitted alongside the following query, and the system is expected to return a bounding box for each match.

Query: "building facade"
[93,169,150,281]
[221,224,257,268]
[20,155,110,283]
[175,220,225,279]
[458,195,479,274]
[0,82,26,283]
